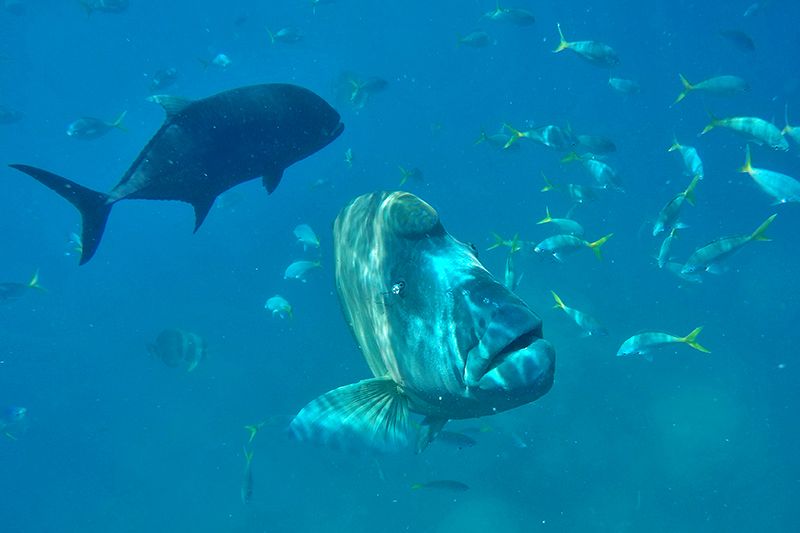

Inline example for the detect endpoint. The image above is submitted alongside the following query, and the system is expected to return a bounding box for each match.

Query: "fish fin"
[751,213,777,241]
[27,269,45,291]
[739,144,753,174]
[266,28,276,44]
[537,206,552,224]
[681,326,711,353]
[674,74,693,104]
[147,94,192,117]
[588,233,613,260]
[560,151,581,164]
[289,377,410,453]
[191,197,216,232]
[705,262,727,274]
[668,134,681,152]
[9,164,112,265]
[415,417,448,454]
[262,169,284,194]
[551,290,566,310]
[243,446,254,465]
[683,175,701,206]
[110,110,128,132]
[700,110,719,135]
[540,172,557,192]
[554,23,569,52]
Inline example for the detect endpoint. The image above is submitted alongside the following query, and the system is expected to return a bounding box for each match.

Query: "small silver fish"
[674,74,749,104]
[66,111,127,140]
[668,137,704,180]
[537,207,584,236]
[551,291,607,336]
[294,224,320,250]
[265,295,293,319]
[283,259,321,282]
[617,327,710,359]
[701,113,788,151]
[267,27,303,44]
[682,214,776,275]
[533,233,613,262]
[458,30,491,48]
[740,146,800,204]
[554,23,619,67]
[652,175,699,237]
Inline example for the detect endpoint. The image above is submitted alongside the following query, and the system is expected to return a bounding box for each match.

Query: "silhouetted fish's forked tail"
[9,164,112,265]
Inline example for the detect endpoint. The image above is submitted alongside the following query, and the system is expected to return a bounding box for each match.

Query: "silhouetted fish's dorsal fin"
[147,94,193,118]
[191,196,215,232]
[263,169,285,194]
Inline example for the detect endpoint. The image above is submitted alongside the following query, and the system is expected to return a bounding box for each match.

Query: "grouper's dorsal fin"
[289,377,410,453]
[191,196,215,232]
[147,94,193,118]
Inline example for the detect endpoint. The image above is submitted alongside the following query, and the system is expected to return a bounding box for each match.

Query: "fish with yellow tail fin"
[0,270,44,303]
[66,110,127,140]
[700,112,788,151]
[240,447,254,504]
[504,250,522,292]
[673,74,748,105]
[289,192,554,453]
[617,327,710,359]
[668,137,704,180]
[244,422,265,444]
[782,104,800,146]
[487,232,522,252]
[537,207,583,236]
[740,145,800,204]
[483,2,535,25]
[652,175,700,237]
[562,151,623,192]
[553,23,619,67]
[534,233,613,262]
[682,214,777,275]
[551,291,607,337]
[398,165,423,186]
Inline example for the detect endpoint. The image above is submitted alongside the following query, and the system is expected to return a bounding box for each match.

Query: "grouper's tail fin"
[9,164,112,265]
[289,377,410,453]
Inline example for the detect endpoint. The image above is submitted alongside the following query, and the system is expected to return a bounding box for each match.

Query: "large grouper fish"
[9,83,344,264]
[290,191,555,452]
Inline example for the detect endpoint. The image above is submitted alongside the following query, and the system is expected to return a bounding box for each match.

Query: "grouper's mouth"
[484,328,539,373]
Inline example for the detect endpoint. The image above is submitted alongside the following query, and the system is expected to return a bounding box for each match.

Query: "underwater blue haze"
[1,0,799,532]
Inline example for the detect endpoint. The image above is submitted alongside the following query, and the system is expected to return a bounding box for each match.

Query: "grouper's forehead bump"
[383,192,440,237]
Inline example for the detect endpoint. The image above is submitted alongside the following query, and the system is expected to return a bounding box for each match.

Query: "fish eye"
[466,242,479,257]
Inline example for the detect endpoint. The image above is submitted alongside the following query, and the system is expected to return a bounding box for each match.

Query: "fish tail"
[674,74,693,104]
[267,28,275,44]
[683,175,701,206]
[111,110,127,132]
[783,103,791,134]
[700,110,719,135]
[540,172,557,192]
[554,23,569,52]
[410,483,425,490]
[739,144,753,174]
[244,424,260,444]
[502,123,522,149]
[681,326,711,353]
[9,164,113,265]
[551,290,566,310]
[473,129,487,145]
[751,213,777,242]
[588,233,613,260]
[27,269,45,291]
[243,446,254,466]
[487,232,505,250]
[398,165,409,185]
[560,151,581,164]
[668,134,681,152]
[537,206,553,224]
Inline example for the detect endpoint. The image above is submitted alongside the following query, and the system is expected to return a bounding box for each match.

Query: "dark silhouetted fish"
[290,192,555,453]
[719,29,755,52]
[9,83,344,264]
[0,271,43,303]
[147,328,207,372]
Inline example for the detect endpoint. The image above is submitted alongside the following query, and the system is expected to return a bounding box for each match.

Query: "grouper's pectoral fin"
[289,377,411,453]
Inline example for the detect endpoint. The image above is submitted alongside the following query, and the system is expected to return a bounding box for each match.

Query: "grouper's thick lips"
[477,336,555,394]
[484,328,539,373]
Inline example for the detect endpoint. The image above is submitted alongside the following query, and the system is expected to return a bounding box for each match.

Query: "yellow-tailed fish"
[551,291,607,336]
[265,295,293,319]
[537,206,584,236]
[617,327,710,359]
[483,3,535,26]
[398,165,423,185]
[294,223,320,250]
[241,447,254,504]
[504,250,522,292]
[657,228,679,269]
[673,74,748,105]
[457,30,491,48]
[701,112,788,151]
[739,145,800,204]
[668,137,704,179]
[267,27,303,44]
[488,232,522,253]
[652,175,700,236]
[682,214,776,275]
[0,270,44,303]
[244,422,265,444]
[475,127,515,149]
[562,151,623,191]
[411,479,470,492]
[663,261,702,284]
[283,259,322,282]
[534,233,613,262]
[783,104,800,146]
[554,23,619,68]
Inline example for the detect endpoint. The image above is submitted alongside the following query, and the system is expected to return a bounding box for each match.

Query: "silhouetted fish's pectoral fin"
[415,416,448,454]
[190,196,216,232]
[289,377,411,453]
[262,168,285,194]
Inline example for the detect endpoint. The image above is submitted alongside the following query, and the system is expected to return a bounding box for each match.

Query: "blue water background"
[1,1,799,531]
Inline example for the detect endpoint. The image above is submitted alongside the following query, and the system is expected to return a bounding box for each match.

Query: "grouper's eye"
[467,242,479,258]
[390,280,406,297]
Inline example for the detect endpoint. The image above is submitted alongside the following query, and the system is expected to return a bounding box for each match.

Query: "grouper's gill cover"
[290,192,555,453]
